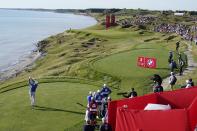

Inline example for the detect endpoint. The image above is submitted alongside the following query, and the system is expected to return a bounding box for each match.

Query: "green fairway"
[92,46,171,94]
[0,82,98,131]
[93,49,169,78]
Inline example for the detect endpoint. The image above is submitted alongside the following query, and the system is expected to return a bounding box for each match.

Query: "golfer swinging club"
[28,77,38,108]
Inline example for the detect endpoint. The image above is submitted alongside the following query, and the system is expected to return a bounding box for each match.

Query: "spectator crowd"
[117,16,155,28]
[84,84,112,131]
[154,24,197,43]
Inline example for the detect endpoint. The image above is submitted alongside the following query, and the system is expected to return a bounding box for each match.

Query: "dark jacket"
[100,123,112,131]
[83,124,95,131]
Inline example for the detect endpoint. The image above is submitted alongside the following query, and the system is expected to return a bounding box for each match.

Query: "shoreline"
[0,10,97,82]
[0,51,42,81]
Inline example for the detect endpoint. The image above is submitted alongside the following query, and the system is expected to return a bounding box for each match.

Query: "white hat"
[186,80,189,83]
[89,91,92,95]
[171,72,174,75]
[97,90,100,93]
[102,118,106,123]
[107,96,111,100]
[103,84,106,87]
[91,97,94,101]
[93,92,96,96]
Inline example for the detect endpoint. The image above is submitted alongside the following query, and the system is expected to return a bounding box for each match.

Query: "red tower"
[106,15,110,29]
[111,14,116,25]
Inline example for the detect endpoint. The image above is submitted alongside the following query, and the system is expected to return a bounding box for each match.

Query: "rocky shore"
[0,50,42,81]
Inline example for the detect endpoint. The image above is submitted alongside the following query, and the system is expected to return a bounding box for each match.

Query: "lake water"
[0,9,97,71]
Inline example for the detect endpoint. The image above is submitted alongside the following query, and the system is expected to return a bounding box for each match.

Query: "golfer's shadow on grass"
[34,105,84,115]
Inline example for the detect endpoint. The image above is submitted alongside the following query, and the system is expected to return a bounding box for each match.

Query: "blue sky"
[0,0,196,11]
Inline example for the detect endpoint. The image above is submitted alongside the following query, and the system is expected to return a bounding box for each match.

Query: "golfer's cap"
[171,72,174,75]
[103,84,106,87]
[97,90,100,93]
[29,76,31,79]
[102,118,106,123]
[91,97,94,101]
[107,96,111,100]
[89,91,92,95]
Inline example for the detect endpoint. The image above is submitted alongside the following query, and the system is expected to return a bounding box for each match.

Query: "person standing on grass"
[123,88,137,98]
[83,120,95,131]
[178,53,183,64]
[169,72,177,91]
[88,97,98,126]
[179,60,184,76]
[101,96,111,119]
[190,36,193,45]
[151,74,163,86]
[100,118,112,131]
[28,77,38,108]
[153,81,163,93]
[169,59,177,72]
[151,74,163,93]
[168,51,173,64]
[95,90,103,118]
[100,84,111,98]
[87,91,93,104]
[176,41,180,51]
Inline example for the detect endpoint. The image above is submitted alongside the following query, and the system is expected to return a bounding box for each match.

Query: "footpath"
[162,43,197,90]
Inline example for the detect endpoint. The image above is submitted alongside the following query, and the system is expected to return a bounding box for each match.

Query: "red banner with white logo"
[137,56,157,68]
[137,56,145,67]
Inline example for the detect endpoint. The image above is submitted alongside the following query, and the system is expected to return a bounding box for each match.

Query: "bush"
[138,25,146,30]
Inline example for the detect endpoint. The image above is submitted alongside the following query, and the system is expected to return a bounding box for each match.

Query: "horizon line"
[0,7,197,12]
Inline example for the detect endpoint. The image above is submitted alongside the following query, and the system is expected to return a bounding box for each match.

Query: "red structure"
[108,87,197,131]
[145,57,157,68]
[137,56,145,67]
[106,15,111,29]
[137,56,157,69]
[111,14,116,25]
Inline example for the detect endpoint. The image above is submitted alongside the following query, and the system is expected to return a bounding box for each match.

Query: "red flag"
[111,14,116,25]
[106,15,110,29]
[145,57,157,68]
[137,56,145,67]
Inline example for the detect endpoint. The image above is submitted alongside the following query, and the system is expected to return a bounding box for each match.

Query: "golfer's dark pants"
[180,67,183,75]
